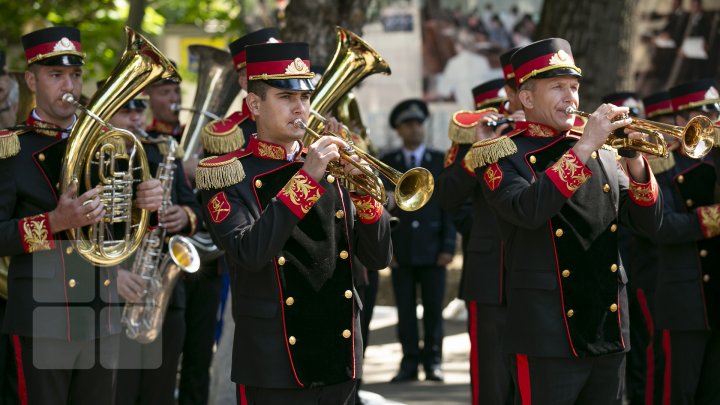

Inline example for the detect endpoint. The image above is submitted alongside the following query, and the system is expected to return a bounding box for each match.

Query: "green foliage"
[0,0,248,79]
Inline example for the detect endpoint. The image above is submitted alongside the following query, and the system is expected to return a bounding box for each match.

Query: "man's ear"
[518,89,533,110]
[25,70,37,94]
[246,92,260,116]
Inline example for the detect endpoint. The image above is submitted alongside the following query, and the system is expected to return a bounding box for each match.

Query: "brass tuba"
[60,27,180,267]
[305,26,391,144]
[178,45,241,162]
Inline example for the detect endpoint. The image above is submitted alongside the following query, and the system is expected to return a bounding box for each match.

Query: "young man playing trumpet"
[196,41,392,404]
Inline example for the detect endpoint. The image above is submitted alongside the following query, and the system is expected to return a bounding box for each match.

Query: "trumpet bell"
[682,115,715,159]
[396,167,434,212]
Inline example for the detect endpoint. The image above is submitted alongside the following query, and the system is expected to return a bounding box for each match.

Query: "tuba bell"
[60,27,180,267]
[178,45,241,162]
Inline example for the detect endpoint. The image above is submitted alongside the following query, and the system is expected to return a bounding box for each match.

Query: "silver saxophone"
[121,136,201,344]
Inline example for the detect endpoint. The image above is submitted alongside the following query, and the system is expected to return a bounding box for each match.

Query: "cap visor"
[534,67,582,80]
[265,78,315,91]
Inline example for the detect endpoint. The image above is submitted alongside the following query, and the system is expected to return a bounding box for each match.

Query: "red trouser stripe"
[662,330,672,405]
[467,301,479,405]
[12,336,28,405]
[635,288,655,405]
[516,353,531,405]
[237,384,248,405]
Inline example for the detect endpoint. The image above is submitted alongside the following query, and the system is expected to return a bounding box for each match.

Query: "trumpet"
[565,106,715,159]
[293,119,434,212]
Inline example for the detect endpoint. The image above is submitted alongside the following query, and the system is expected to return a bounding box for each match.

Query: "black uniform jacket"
[380,148,456,267]
[136,135,202,309]
[199,136,392,389]
[479,121,663,358]
[438,140,506,305]
[651,149,720,331]
[0,115,120,341]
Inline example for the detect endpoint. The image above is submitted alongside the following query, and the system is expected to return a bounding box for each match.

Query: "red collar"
[147,118,183,136]
[515,121,561,138]
[246,137,296,161]
[26,113,68,138]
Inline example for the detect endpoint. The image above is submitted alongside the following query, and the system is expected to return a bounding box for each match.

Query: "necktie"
[409,154,417,168]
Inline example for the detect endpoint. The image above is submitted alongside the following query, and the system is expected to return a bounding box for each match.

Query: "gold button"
[567,309,574,318]
[288,336,296,345]
[68,279,76,288]
[529,155,537,164]
[686,199,694,207]
[339,250,349,259]
[38,153,45,162]
[603,183,610,193]
[610,224,617,233]
[344,290,353,299]
[562,269,571,278]
[285,297,295,306]
[65,246,73,254]
[610,264,618,273]
[335,210,345,219]
[254,179,263,188]
[610,303,618,312]
[700,249,708,258]
[103,279,110,287]
[677,175,685,184]
[555,228,564,237]
[277,256,286,266]
[591,151,597,159]
[342,329,352,339]
[327,174,335,183]
[703,274,710,283]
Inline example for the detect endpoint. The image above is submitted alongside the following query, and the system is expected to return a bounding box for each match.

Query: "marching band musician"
[113,89,201,405]
[201,28,281,157]
[478,38,662,404]
[196,41,392,404]
[436,46,526,404]
[0,26,163,405]
[146,63,183,139]
[650,78,720,404]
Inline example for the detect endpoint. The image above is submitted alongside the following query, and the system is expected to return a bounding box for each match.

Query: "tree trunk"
[282,0,371,69]
[126,0,147,33]
[535,0,638,107]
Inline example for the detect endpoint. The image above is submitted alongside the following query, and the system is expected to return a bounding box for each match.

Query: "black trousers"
[0,299,17,405]
[116,307,185,405]
[467,302,514,405]
[510,352,625,405]
[13,334,119,405]
[391,265,446,373]
[178,261,223,405]
[662,329,720,405]
[626,286,652,404]
[237,379,356,405]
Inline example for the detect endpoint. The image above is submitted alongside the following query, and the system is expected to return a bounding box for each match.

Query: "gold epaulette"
[648,152,675,175]
[201,111,247,155]
[464,135,518,170]
[195,151,248,190]
[0,129,24,158]
[448,108,498,144]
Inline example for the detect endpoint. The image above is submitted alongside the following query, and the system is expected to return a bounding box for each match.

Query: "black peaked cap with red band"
[472,78,506,110]
[643,91,674,119]
[246,42,315,91]
[499,46,521,86]
[669,79,720,113]
[22,26,84,66]
[228,27,281,71]
[510,38,581,87]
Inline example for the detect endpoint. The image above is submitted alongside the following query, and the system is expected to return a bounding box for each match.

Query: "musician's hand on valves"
[340,153,371,177]
[160,205,189,233]
[302,136,345,182]
[573,103,632,162]
[135,179,163,212]
[475,112,504,142]
[623,129,651,183]
[48,180,105,232]
[117,268,147,304]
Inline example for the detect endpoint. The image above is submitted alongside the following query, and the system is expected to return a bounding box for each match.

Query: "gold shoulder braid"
[448,108,498,144]
[464,135,517,171]
[201,115,246,155]
[648,153,675,175]
[195,155,246,190]
[0,129,22,158]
